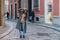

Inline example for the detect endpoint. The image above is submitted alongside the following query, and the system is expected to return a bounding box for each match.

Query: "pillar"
[0,0,5,28]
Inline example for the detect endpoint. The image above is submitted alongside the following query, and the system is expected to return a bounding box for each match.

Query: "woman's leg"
[20,23,23,38]
[25,22,26,33]
[22,22,26,38]
[20,22,26,38]
[20,23,25,38]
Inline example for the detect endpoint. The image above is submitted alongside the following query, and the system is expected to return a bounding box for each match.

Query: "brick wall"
[53,0,59,16]
[21,0,28,9]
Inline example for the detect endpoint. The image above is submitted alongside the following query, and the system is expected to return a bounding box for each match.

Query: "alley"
[0,21,60,40]
[0,0,60,40]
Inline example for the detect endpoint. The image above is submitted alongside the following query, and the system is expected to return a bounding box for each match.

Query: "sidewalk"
[27,21,60,32]
[0,20,17,39]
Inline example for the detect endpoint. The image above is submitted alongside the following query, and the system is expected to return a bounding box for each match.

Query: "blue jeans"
[20,22,25,36]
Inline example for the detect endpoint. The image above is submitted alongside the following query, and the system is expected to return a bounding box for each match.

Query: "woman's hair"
[22,10,25,13]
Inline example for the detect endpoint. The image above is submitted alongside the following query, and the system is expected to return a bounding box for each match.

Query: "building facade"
[8,0,19,19]
[32,0,60,25]
[8,0,60,25]
[8,0,28,19]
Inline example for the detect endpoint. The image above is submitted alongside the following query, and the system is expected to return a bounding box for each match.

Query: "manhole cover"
[37,33,50,36]
[44,39,51,40]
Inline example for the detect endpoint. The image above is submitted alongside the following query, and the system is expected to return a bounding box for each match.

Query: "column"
[0,0,5,28]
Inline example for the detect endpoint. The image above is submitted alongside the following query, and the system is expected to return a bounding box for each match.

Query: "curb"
[0,23,16,39]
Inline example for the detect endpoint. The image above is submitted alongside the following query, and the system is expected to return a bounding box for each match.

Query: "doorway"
[28,0,32,21]
[44,0,53,24]
[10,4,13,19]
[15,4,17,19]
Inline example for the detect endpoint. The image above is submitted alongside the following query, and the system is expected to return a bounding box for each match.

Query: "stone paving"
[0,22,60,40]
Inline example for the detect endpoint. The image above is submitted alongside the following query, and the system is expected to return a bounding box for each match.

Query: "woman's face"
[25,10,27,13]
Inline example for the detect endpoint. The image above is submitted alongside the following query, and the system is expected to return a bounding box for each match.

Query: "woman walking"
[7,12,9,19]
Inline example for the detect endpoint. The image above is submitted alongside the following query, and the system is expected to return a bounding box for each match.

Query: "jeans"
[20,22,26,36]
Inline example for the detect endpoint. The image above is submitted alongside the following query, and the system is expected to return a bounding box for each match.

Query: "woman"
[7,12,9,19]
[20,9,27,38]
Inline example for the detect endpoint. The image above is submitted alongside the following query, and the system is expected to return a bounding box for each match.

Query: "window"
[14,0,16,2]
[10,0,12,3]
[48,5,52,12]
[18,0,21,8]
[33,0,40,10]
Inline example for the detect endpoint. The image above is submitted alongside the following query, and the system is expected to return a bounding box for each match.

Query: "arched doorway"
[10,0,13,19]
[44,0,53,24]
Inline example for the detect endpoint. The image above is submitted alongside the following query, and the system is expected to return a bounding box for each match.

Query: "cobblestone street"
[0,0,60,40]
[0,21,60,40]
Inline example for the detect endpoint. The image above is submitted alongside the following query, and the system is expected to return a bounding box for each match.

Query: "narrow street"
[0,0,60,40]
[1,21,60,40]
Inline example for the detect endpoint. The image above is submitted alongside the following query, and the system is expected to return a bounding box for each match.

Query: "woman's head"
[22,10,25,13]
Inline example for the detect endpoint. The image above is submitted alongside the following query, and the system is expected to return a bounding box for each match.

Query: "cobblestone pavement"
[0,22,60,40]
